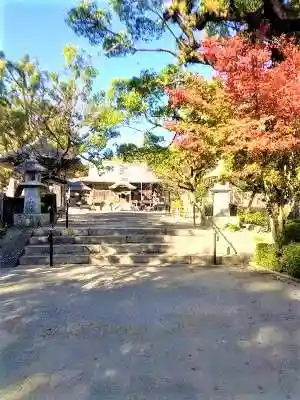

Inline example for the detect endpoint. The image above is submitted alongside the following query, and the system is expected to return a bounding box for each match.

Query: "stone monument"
[14,157,49,227]
[210,182,238,227]
[211,182,232,217]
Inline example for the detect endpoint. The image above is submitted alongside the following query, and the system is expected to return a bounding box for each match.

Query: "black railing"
[48,205,61,267]
[65,199,69,228]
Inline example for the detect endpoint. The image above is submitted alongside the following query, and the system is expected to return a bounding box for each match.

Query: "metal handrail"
[47,206,61,267]
[212,221,237,264]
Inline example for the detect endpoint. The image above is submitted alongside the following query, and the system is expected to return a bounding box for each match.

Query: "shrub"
[281,243,300,278]
[171,199,182,211]
[226,223,240,232]
[255,241,300,279]
[283,220,300,244]
[238,210,270,229]
[254,243,280,271]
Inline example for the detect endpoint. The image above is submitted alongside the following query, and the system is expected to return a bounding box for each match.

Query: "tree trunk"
[193,203,196,227]
[246,191,256,211]
[269,204,285,256]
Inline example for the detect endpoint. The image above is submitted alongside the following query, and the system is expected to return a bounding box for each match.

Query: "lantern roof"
[16,157,46,174]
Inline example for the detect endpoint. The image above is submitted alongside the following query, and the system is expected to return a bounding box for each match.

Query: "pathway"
[0,213,300,399]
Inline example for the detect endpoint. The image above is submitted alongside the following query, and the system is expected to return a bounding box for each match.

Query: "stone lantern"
[14,157,49,227]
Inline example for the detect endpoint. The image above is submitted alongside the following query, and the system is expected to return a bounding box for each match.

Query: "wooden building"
[71,161,167,211]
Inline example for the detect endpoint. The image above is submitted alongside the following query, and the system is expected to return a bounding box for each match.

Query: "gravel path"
[1,264,300,399]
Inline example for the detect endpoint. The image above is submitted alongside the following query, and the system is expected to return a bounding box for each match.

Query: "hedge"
[254,243,280,271]
[254,242,300,278]
[283,220,300,244]
[281,243,300,278]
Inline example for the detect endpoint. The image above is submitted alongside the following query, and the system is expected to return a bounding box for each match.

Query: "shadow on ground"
[1,263,300,399]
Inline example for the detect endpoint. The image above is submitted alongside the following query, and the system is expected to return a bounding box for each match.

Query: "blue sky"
[0,0,212,147]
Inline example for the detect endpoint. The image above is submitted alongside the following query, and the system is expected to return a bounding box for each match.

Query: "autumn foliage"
[165,35,300,249]
[203,35,300,153]
[165,76,231,156]
[168,35,300,154]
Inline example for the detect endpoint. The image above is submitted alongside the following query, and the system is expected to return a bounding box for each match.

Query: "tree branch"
[143,112,164,129]
[133,47,178,58]
[178,182,194,191]
[148,7,181,45]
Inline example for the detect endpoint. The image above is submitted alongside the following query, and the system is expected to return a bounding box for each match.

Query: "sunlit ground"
[1,264,300,399]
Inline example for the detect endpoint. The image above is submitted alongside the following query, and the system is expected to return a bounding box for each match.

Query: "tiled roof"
[80,162,159,184]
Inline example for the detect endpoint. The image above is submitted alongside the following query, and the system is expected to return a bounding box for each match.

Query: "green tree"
[67,0,300,66]
[0,47,123,177]
[117,131,216,224]
[0,166,12,190]
[107,64,186,138]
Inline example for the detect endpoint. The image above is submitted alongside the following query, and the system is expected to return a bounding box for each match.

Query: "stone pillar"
[211,183,231,217]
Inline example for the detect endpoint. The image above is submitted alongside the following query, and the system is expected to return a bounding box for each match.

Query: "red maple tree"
[202,35,300,153]
[165,35,300,251]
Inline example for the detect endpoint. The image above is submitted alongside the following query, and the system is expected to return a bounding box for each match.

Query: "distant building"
[70,161,168,210]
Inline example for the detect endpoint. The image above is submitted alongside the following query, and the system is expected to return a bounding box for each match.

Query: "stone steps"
[24,242,208,256]
[24,244,89,256]
[18,213,250,267]
[19,254,215,267]
[32,227,207,238]
[19,254,90,266]
[19,229,241,267]
[19,252,249,267]
[29,234,206,245]
[90,253,214,266]
[20,223,215,266]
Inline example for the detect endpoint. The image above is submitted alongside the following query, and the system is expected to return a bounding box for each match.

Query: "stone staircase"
[19,226,213,266]
[18,213,252,267]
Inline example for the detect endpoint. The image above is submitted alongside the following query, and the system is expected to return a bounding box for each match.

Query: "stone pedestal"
[14,213,50,227]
